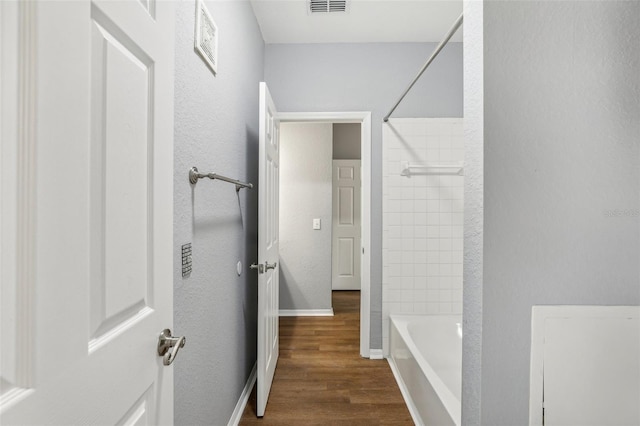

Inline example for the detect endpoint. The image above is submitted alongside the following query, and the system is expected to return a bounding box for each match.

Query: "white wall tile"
[388,238,402,251]
[439,303,453,314]
[414,251,428,264]
[427,239,440,251]
[382,118,464,354]
[426,303,439,314]
[427,200,440,212]
[414,239,427,251]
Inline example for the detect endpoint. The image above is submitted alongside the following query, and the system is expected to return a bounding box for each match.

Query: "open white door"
[332,160,362,290]
[255,82,280,417]
[1,1,175,424]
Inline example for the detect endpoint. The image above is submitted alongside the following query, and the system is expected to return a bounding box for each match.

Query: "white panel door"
[0,0,175,424]
[332,160,361,290]
[256,82,280,417]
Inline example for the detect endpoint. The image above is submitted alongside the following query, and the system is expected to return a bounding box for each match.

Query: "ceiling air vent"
[309,0,347,13]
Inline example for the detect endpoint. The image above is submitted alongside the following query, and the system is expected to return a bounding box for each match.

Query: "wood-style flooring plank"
[239,291,413,425]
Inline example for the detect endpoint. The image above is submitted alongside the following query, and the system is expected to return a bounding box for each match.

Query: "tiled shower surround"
[382,118,464,354]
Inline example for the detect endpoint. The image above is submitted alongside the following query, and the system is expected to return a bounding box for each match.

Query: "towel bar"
[189,166,253,192]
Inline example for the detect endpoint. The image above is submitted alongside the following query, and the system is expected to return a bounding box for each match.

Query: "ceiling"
[249,0,463,44]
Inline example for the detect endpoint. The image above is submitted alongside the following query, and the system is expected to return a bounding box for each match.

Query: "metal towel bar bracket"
[189,166,253,192]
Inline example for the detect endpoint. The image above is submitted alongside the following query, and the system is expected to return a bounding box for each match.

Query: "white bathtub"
[388,315,462,426]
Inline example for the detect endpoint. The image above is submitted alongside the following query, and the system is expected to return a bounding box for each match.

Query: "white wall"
[279,123,333,311]
[265,42,463,349]
[173,1,264,424]
[382,118,464,354]
[478,1,640,424]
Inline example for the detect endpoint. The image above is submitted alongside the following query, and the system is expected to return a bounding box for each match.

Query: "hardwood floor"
[239,291,413,425]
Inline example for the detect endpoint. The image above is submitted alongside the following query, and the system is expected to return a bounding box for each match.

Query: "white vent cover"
[309,0,347,13]
[195,0,218,74]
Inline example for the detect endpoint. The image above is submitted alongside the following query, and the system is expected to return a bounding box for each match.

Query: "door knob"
[250,263,264,273]
[265,262,277,270]
[157,329,186,366]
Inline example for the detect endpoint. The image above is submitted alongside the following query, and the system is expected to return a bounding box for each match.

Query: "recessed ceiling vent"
[309,0,347,13]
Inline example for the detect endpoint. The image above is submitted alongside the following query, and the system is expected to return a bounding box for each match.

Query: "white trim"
[277,111,372,358]
[0,1,36,410]
[227,363,257,426]
[278,111,369,123]
[279,309,334,317]
[387,358,422,426]
[360,113,371,358]
[369,348,383,360]
[17,0,37,390]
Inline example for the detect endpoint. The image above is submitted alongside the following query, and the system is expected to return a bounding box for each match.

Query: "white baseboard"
[369,348,384,359]
[227,363,257,426]
[279,309,334,317]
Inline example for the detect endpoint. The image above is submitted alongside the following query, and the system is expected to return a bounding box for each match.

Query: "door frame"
[278,111,372,358]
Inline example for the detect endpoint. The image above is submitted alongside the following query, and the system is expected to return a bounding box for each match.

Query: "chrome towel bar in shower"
[189,166,253,192]
[400,161,464,176]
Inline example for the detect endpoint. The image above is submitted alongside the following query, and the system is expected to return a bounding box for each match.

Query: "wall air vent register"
[309,0,347,13]
[195,0,218,74]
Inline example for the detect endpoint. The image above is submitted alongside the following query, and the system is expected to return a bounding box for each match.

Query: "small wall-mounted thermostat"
[195,0,218,74]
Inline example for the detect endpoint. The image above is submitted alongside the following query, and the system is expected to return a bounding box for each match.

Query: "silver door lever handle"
[158,329,186,366]
[265,262,277,270]
[250,263,264,273]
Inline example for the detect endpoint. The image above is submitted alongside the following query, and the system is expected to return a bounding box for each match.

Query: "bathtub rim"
[389,313,462,426]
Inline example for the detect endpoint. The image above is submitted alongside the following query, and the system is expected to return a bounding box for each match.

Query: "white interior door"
[256,82,280,417]
[332,160,361,290]
[0,1,175,424]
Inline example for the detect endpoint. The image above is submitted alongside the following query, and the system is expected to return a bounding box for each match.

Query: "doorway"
[278,112,372,357]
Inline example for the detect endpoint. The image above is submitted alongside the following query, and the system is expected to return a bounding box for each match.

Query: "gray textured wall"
[333,123,361,160]
[173,1,264,424]
[481,1,640,424]
[265,42,463,348]
[462,1,483,423]
[279,123,334,311]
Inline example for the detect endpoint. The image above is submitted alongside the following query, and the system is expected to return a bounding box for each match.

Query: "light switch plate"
[313,218,321,230]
